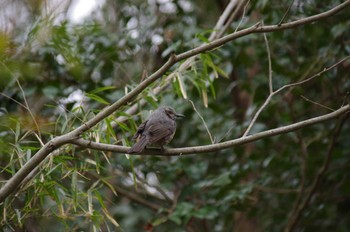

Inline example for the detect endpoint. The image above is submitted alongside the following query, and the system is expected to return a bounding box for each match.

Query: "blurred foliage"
[1,0,350,231]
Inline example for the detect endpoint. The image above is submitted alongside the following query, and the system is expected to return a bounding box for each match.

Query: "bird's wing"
[132,120,148,140]
[147,123,173,144]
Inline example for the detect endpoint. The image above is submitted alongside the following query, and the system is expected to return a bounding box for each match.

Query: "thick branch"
[71,104,350,155]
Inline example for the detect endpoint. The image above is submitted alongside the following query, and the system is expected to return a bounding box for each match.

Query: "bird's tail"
[127,136,149,154]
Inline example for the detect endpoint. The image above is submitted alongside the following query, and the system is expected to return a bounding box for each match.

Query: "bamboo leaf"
[90,86,116,94]
[71,170,78,212]
[202,89,208,108]
[85,93,109,105]
[177,72,188,99]
[196,33,210,43]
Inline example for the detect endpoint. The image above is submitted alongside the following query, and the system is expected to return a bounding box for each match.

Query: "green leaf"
[168,214,182,225]
[152,216,168,226]
[213,65,228,78]
[144,95,158,108]
[115,120,131,132]
[105,117,117,140]
[71,170,78,211]
[193,206,219,219]
[94,190,107,209]
[201,89,208,108]
[176,72,187,99]
[212,172,231,186]
[85,93,109,105]
[42,86,59,98]
[161,40,182,58]
[196,33,210,43]
[90,86,116,94]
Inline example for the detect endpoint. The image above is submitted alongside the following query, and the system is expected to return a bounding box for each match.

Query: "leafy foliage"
[1,0,350,231]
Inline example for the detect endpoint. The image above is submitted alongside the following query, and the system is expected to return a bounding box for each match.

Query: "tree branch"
[176,0,350,61]
[71,104,350,155]
[242,55,350,136]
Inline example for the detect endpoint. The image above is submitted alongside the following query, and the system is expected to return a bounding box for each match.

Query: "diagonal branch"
[176,0,350,61]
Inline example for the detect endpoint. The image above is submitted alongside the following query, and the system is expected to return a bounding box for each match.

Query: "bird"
[127,106,184,154]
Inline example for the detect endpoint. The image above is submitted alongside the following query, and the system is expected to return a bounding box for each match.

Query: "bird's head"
[162,106,184,120]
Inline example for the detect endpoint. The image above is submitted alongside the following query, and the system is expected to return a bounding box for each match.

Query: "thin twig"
[300,95,335,111]
[243,55,350,137]
[278,0,295,25]
[134,172,173,202]
[242,30,273,137]
[242,94,272,137]
[210,0,239,40]
[276,55,350,95]
[0,62,42,138]
[264,32,273,94]
[341,90,350,107]
[228,0,250,34]
[188,100,214,144]
[0,92,28,110]
[86,172,162,211]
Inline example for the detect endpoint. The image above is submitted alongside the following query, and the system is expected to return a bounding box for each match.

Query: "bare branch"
[188,100,214,144]
[241,31,273,137]
[227,0,249,34]
[278,0,295,25]
[211,0,239,40]
[264,32,273,94]
[242,94,273,137]
[242,55,350,137]
[276,55,350,95]
[300,95,335,111]
[71,104,350,155]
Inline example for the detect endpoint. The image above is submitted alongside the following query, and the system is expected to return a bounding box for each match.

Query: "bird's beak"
[176,113,185,118]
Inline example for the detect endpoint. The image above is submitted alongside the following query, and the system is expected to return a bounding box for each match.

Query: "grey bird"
[127,106,184,154]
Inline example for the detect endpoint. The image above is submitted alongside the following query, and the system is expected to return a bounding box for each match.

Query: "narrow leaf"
[177,73,187,99]
[202,89,208,108]
[86,93,109,105]
[90,86,116,94]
